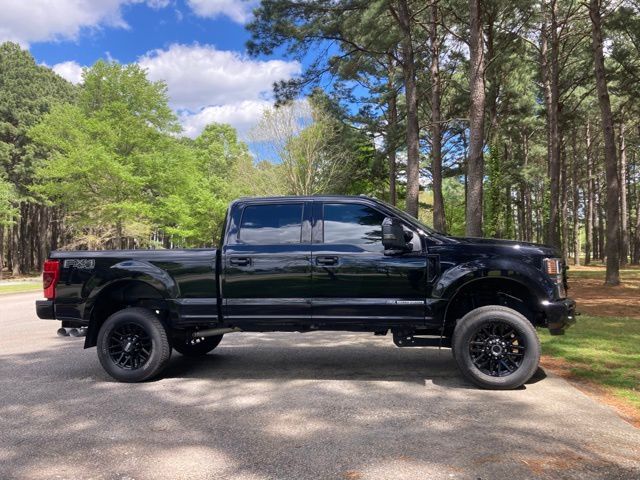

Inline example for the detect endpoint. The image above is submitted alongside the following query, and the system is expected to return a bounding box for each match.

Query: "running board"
[392,331,451,348]
[193,327,242,338]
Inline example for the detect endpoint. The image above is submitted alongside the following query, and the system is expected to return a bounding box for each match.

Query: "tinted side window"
[323,203,385,246]
[239,204,303,244]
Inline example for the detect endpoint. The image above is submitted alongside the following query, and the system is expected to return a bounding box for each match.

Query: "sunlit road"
[1,292,639,479]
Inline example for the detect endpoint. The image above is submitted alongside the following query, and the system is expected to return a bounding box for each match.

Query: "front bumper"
[36,300,55,320]
[542,298,576,335]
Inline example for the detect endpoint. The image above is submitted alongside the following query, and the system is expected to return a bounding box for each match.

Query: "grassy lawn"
[0,282,41,295]
[567,267,640,280]
[538,264,640,418]
[539,315,640,411]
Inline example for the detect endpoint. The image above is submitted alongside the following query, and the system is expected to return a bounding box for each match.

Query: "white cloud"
[0,0,168,46]
[138,43,300,111]
[138,43,300,138]
[179,100,273,138]
[147,0,171,8]
[43,43,300,139]
[52,61,84,84]
[186,0,258,24]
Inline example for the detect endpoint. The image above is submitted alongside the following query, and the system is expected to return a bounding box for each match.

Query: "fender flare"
[82,259,178,319]
[433,258,553,334]
[434,258,550,301]
[82,261,177,348]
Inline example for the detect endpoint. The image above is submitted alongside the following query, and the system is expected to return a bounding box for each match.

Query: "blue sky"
[1,0,303,139]
[30,3,252,65]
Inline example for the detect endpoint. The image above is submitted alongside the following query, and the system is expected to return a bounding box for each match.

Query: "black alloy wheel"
[97,307,171,382]
[468,321,526,377]
[452,305,541,390]
[107,322,153,370]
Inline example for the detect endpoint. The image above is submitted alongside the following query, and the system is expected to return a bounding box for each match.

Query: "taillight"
[43,259,60,300]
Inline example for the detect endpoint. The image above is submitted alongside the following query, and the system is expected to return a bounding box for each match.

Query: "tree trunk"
[30,203,39,271]
[387,79,398,206]
[543,0,562,249]
[395,0,420,218]
[51,207,60,252]
[585,122,593,264]
[429,2,446,232]
[116,221,124,250]
[11,217,21,276]
[536,187,544,243]
[572,134,580,265]
[521,133,533,242]
[388,144,397,206]
[560,143,569,260]
[619,119,629,265]
[634,157,640,263]
[466,0,486,236]
[594,168,601,260]
[5,221,12,274]
[589,0,620,285]
[633,149,640,264]
[0,224,4,281]
[597,178,606,261]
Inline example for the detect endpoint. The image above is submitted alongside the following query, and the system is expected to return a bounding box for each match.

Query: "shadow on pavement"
[0,331,638,480]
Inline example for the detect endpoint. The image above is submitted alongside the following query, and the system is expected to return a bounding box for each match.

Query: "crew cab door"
[221,201,312,326]
[311,201,427,327]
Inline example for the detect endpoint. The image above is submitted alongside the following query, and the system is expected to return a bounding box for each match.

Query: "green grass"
[540,315,640,410]
[0,282,41,295]
[567,268,640,280]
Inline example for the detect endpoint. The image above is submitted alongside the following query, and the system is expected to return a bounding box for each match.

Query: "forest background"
[2,0,639,287]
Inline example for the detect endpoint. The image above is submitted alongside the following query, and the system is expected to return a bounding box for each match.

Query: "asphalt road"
[1,292,639,480]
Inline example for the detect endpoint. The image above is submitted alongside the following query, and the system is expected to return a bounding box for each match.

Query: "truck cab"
[36,195,576,388]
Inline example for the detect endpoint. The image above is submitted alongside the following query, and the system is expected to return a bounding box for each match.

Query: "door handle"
[229,257,252,267]
[316,255,338,266]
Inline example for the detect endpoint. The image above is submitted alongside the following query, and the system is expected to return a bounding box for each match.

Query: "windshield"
[375,199,443,236]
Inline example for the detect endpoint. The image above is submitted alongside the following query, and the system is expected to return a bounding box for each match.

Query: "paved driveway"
[1,292,639,479]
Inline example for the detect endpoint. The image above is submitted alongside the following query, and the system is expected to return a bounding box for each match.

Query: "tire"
[452,305,541,390]
[173,334,223,357]
[97,307,171,383]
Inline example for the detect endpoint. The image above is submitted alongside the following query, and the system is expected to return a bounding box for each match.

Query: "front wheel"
[452,305,541,390]
[97,308,171,383]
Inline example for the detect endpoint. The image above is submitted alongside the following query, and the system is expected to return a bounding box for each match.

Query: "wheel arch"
[84,279,169,348]
[440,275,545,336]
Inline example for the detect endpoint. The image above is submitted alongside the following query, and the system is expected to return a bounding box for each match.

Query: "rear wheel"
[173,335,223,357]
[452,305,540,390]
[97,307,171,383]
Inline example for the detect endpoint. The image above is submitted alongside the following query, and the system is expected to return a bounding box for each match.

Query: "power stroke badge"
[63,259,95,270]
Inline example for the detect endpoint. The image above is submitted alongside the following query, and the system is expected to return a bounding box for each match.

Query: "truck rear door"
[221,200,312,326]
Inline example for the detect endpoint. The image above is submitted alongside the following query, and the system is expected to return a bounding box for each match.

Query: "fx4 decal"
[63,259,95,270]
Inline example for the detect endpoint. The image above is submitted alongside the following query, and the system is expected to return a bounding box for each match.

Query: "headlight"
[544,258,562,276]
[544,258,566,298]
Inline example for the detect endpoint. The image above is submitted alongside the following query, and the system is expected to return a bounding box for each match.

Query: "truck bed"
[48,248,219,328]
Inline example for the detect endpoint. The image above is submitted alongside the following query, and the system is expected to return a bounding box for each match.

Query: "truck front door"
[311,201,428,328]
[221,201,312,327]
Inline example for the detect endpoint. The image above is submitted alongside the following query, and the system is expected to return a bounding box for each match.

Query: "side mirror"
[382,217,413,254]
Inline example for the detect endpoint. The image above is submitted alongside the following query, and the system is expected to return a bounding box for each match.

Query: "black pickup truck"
[36,195,575,388]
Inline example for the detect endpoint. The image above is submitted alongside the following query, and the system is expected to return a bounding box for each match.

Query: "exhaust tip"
[69,327,87,337]
[57,327,69,337]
